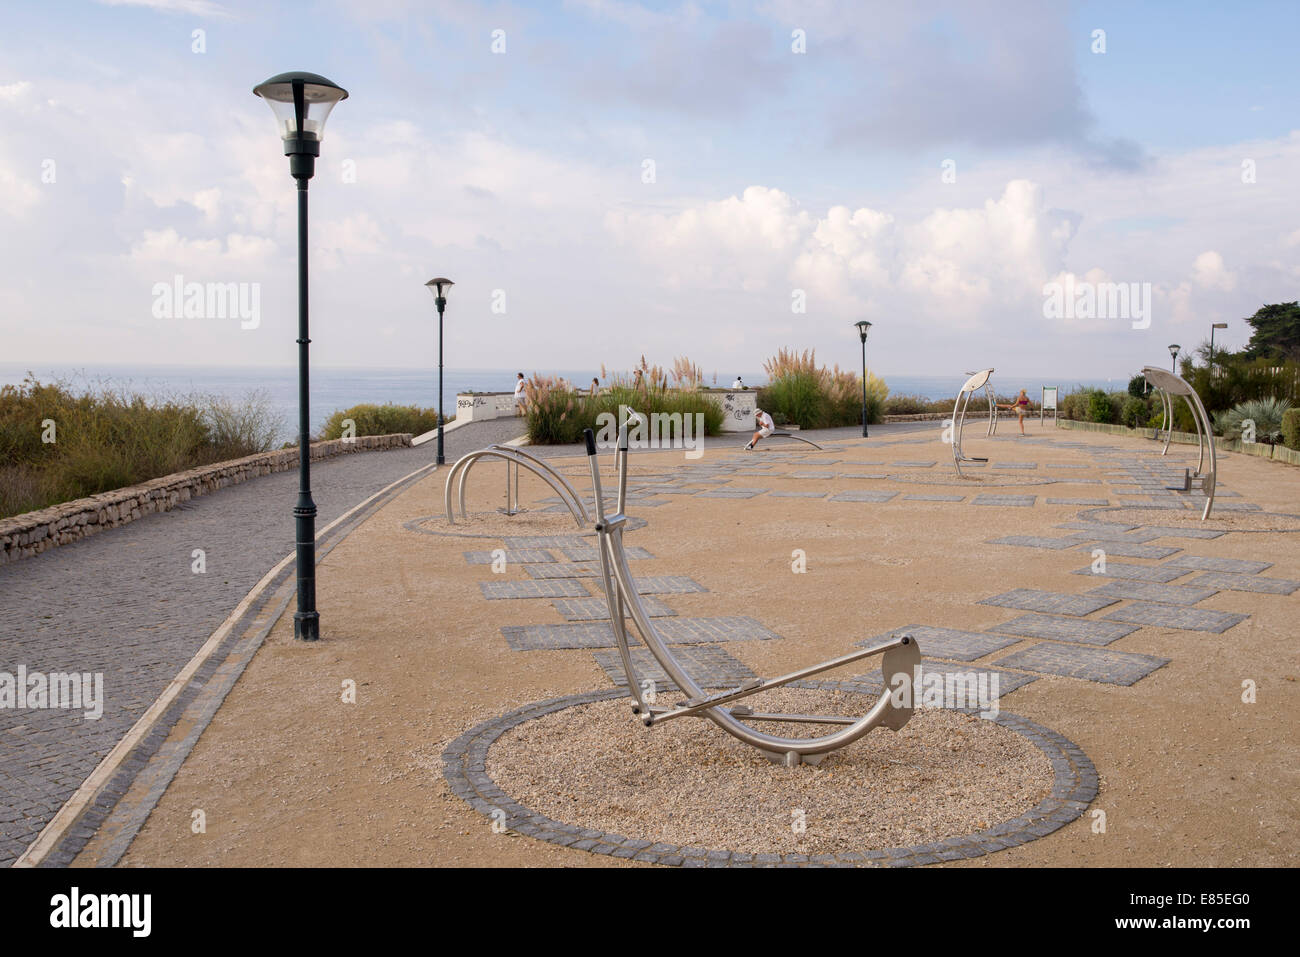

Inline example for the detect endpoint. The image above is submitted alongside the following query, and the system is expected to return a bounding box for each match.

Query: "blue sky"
[1,0,1296,380]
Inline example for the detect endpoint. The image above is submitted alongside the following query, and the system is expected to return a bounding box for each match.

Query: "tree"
[1242,302,1300,362]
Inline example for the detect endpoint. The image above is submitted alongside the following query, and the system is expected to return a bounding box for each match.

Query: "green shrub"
[1282,408,1300,450]
[884,394,956,415]
[1212,397,1292,443]
[523,377,724,445]
[759,348,888,429]
[1127,374,1149,398]
[319,403,440,441]
[1121,396,1149,428]
[1087,390,1115,423]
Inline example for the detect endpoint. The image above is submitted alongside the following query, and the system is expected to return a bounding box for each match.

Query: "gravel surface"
[488,688,1051,855]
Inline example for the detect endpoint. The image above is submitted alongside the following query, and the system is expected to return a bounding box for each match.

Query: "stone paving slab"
[1142,525,1226,540]
[1044,498,1111,506]
[1181,571,1300,595]
[903,494,966,502]
[990,462,1038,469]
[979,589,1120,616]
[593,645,756,690]
[828,490,899,503]
[1085,580,1220,606]
[1045,463,1091,469]
[1165,556,1273,574]
[463,548,557,564]
[1064,529,1166,543]
[551,595,678,621]
[787,472,836,480]
[1073,541,1182,560]
[503,535,591,548]
[837,472,891,480]
[1056,521,1138,534]
[987,535,1080,550]
[650,487,703,495]
[1101,602,1249,634]
[767,490,829,498]
[987,614,1139,646]
[698,488,768,499]
[588,575,709,595]
[524,562,601,579]
[971,495,1036,507]
[801,662,1039,697]
[859,625,1020,661]
[481,579,591,600]
[995,643,1170,686]
[891,461,937,467]
[1071,562,1191,583]
[554,545,653,562]
[504,616,779,651]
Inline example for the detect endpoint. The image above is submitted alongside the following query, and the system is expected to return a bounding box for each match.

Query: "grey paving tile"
[1044,498,1111,506]
[1071,562,1191,583]
[1102,602,1249,634]
[588,575,708,595]
[1056,521,1138,534]
[463,548,557,564]
[698,488,768,499]
[503,535,590,548]
[987,535,1079,550]
[971,494,1036,507]
[1073,541,1182,560]
[892,461,937,467]
[995,643,1169,686]
[1165,556,1273,575]
[990,462,1038,470]
[987,614,1139,646]
[767,490,829,498]
[828,490,899,503]
[788,472,836,480]
[903,494,966,502]
[504,616,780,651]
[554,545,653,562]
[1181,571,1300,595]
[979,589,1120,616]
[1141,525,1226,540]
[481,579,591,600]
[524,562,601,579]
[551,595,677,620]
[593,644,756,691]
[1086,580,1220,606]
[860,625,1020,661]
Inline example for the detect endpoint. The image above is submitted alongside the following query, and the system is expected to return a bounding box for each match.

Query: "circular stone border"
[403,514,648,540]
[1074,505,1300,534]
[442,689,1098,868]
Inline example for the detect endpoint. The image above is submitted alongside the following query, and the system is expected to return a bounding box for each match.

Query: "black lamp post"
[254,71,348,642]
[1168,342,1181,373]
[854,320,872,437]
[425,278,454,465]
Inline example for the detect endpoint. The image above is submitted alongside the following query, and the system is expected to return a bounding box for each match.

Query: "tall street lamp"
[1210,322,1228,376]
[1168,343,1181,373]
[855,320,872,438]
[254,71,348,642]
[425,278,454,465]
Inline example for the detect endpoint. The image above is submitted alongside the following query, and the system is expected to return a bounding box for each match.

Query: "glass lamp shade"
[425,277,454,299]
[253,72,348,142]
[855,320,872,341]
[1168,343,1181,357]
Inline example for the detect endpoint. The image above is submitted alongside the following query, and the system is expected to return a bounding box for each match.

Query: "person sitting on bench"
[745,408,775,450]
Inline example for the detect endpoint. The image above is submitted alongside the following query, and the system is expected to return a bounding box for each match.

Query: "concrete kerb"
[13,455,445,868]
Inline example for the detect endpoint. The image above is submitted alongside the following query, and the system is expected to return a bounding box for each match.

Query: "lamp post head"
[254,72,348,177]
[1211,323,1228,329]
[854,320,872,343]
[426,277,453,313]
[1168,343,1181,358]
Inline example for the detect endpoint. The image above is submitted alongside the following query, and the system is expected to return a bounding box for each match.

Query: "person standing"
[731,375,745,389]
[1000,389,1032,435]
[513,373,527,415]
[745,408,775,450]
[589,377,600,397]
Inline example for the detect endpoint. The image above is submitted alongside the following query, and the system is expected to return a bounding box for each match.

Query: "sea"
[0,363,1125,446]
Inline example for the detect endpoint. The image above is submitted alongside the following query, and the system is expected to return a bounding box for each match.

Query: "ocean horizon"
[1,362,1130,445]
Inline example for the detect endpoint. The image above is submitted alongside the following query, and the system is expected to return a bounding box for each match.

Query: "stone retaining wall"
[1054,418,1300,466]
[0,433,413,566]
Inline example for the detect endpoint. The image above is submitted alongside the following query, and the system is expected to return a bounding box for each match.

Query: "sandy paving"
[117,424,1300,867]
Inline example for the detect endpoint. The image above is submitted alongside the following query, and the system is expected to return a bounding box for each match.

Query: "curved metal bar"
[768,431,824,451]
[1183,395,1205,475]
[587,424,918,765]
[444,449,588,528]
[486,444,591,521]
[1141,366,1217,521]
[1184,388,1217,520]
[985,382,998,436]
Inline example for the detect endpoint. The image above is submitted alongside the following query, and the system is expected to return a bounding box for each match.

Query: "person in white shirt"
[513,373,526,415]
[745,408,775,450]
[731,376,745,389]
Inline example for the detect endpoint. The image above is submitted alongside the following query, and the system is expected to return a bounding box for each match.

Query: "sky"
[1,0,1297,380]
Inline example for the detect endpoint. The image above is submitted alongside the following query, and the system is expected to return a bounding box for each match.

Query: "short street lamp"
[425,278,454,465]
[1168,343,1181,373]
[855,320,873,438]
[253,71,348,642]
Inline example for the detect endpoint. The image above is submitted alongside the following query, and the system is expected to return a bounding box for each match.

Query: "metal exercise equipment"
[585,425,920,767]
[952,368,995,478]
[1142,367,1217,520]
[444,445,590,528]
[766,431,824,451]
[964,370,999,436]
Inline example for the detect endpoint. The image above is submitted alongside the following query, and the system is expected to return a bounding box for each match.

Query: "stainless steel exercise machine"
[952,368,995,478]
[584,425,920,767]
[444,444,590,527]
[1142,366,1217,520]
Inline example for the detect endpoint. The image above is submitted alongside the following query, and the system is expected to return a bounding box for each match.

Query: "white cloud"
[1191,250,1237,291]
